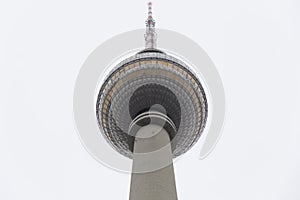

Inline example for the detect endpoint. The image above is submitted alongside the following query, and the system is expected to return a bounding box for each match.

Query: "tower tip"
[148,2,153,19]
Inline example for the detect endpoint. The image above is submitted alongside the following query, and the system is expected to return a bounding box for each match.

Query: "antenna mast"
[145,2,157,49]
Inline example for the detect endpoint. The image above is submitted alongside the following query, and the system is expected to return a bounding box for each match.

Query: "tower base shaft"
[129,124,178,200]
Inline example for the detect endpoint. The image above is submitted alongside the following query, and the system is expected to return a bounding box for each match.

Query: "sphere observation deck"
[96,49,208,158]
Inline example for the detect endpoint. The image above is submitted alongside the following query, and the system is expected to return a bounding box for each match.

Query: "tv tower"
[96,2,208,199]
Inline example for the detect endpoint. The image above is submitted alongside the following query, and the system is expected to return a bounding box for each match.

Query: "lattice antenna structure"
[145,2,157,49]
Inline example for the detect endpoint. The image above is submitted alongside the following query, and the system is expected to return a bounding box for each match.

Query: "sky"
[0,0,300,199]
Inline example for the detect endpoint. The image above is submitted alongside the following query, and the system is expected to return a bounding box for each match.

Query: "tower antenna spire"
[145,2,157,49]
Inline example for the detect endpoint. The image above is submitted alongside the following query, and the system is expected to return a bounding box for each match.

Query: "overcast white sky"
[0,0,300,199]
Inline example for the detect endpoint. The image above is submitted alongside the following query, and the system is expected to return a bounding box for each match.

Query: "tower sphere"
[96,49,208,158]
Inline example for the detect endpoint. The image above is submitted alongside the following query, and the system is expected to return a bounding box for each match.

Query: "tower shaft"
[129,124,178,200]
